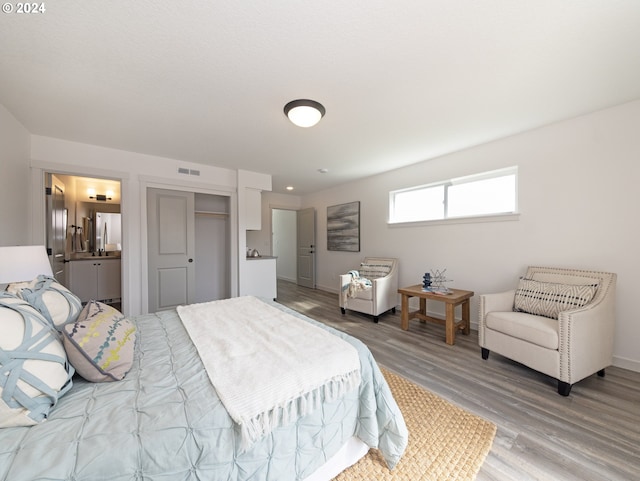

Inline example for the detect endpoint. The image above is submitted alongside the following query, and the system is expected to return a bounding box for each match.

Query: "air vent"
[177,167,201,176]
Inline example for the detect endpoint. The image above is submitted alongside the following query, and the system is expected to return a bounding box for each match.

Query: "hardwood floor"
[275,280,640,481]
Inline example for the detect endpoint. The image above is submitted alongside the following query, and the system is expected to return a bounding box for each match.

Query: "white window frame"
[388,166,519,225]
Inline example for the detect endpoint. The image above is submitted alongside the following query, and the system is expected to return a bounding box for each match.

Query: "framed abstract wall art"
[327,201,360,252]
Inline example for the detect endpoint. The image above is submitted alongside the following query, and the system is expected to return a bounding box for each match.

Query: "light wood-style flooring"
[275,280,640,481]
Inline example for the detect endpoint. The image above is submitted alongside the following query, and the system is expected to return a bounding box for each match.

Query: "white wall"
[301,100,640,371]
[0,105,30,245]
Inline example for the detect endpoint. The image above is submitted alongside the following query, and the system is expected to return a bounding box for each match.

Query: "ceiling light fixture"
[284,99,326,128]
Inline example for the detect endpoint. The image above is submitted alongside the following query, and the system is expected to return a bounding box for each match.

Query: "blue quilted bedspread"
[0,301,407,481]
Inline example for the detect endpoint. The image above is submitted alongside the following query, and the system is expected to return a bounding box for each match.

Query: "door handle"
[188,258,194,263]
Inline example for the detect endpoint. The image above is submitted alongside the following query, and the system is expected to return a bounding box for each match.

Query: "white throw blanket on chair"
[177,296,361,450]
[341,270,372,304]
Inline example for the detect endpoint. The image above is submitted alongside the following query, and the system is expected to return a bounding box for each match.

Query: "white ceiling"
[2,1,639,194]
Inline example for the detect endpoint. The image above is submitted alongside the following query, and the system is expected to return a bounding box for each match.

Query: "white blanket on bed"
[176,296,361,449]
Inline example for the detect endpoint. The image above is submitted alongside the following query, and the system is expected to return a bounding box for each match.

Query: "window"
[389,167,517,224]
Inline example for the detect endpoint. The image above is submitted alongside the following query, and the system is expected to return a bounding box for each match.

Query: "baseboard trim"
[613,355,640,372]
[316,284,338,294]
[277,275,297,283]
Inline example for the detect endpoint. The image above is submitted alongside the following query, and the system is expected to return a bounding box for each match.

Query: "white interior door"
[147,188,195,311]
[46,173,66,284]
[296,207,316,288]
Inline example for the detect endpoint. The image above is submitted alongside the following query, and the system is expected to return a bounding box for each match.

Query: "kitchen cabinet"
[245,188,262,230]
[69,258,121,303]
[243,256,277,300]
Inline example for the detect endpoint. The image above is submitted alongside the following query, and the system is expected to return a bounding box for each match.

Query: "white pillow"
[0,294,74,427]
[8,275,82,329]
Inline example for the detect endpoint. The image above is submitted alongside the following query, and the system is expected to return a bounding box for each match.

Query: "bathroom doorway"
[44,172,123,308]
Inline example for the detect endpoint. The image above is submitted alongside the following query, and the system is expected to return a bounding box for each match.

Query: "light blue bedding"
[0,300,407,481]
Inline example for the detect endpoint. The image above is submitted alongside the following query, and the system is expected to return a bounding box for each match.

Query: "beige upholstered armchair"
[339,257,398,323]
[479,266,616,396]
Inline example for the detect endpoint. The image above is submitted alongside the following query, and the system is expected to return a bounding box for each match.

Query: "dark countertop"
[69,252,121,261]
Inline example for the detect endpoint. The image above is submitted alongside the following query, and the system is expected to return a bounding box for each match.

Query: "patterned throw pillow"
[358,263,392,280]
[513,278,598,319]
[0,294,74,428]
[62,301,136,382]
[8,275,82,329]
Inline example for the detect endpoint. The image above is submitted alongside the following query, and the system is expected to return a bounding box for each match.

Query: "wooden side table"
[397,285,474,345]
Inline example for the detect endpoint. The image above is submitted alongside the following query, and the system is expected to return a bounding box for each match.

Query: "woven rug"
[334,367,496,481]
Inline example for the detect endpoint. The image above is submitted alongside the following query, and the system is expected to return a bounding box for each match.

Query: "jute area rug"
[334,367,497,481]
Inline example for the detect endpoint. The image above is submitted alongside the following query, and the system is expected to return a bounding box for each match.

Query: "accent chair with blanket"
[339,257,398,323]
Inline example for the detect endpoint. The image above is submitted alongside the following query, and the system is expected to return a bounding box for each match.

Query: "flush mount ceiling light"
[284,99,326,128]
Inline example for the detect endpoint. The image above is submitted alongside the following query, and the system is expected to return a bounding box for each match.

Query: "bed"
[0,291,408,481]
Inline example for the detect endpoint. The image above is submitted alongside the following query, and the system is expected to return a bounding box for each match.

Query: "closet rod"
[194,211,228,218]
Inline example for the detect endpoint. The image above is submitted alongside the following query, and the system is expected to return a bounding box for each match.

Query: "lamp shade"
[284,99,326,128]
[0,245,53,284]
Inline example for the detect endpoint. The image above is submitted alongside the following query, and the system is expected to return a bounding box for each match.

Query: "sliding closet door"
[147,188,195,312]
[194,193,230,302]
